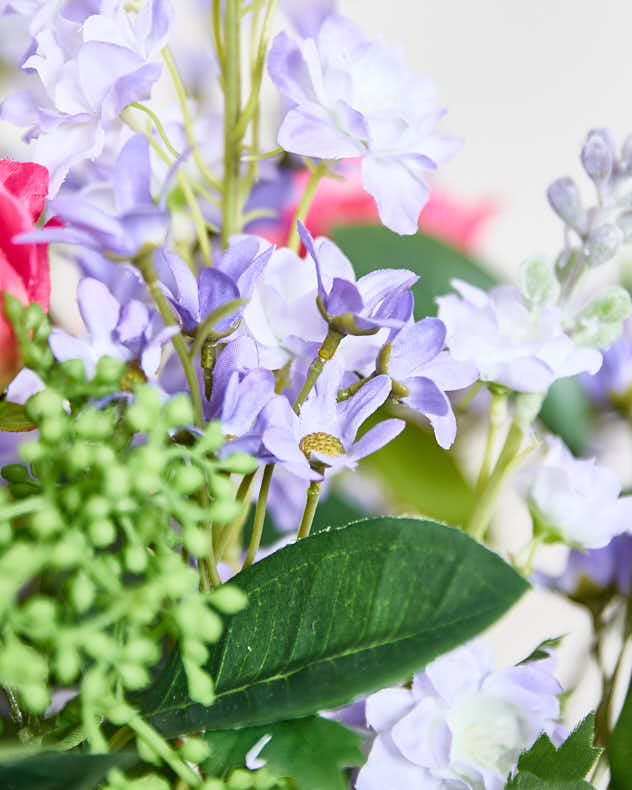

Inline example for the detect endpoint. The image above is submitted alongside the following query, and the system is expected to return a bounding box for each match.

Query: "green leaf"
[362,423,475,525]
[0,401,36,432]
[538,378,592,456]
[609,662,632,789]
[202,716,364,789]
[518,636,564,665]
[140,516,528,737]
[332,225,495,320]
[0,750,136,790]
[505,714,600,789]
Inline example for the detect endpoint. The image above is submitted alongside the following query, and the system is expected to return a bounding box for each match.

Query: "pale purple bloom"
[0,0,173,194]
[157,236,273,333]
[205,337,275,436]
[383,318,478,449]
[261,361,404,481]
[518,436,632,549]
[582,316,632,407]
[437,279,602,393]
[17,135,168,257]
[278,0,334,38]
[268,15,461,234]
[357,640,564,790]
[298,222,416,332]
[49,277,177,379]
[536,534,632,598]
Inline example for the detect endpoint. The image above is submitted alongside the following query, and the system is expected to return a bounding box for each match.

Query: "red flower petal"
[0,159,49,224]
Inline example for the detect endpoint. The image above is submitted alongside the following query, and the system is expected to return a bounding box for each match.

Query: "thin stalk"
[242,464,273,569]
[136,254,204,429]
[5,688,23,727]
[127,714,201,787]
[162,46,222,193]
[221,0,242,246]
[287,161,328,252]
[189,298,247,359]
[215,470,257,557]
[0,496,45,520]
[212,0,224,70]
[297,480,322,539]
[293,329,343,413]
[241,147,284,161]
[129,102,181,158]
[476,390,508,493]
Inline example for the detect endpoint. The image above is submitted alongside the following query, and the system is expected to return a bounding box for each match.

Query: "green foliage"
[0,751,136,790]
[0,377,253,751]
[609,664,632,789]
[0,401,36,432]
[140,517,528,736]
[203,716,364,790]
[505,714,600,789]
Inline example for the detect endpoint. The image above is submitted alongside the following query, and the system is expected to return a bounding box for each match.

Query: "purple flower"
[582,316,632,408]
[0,0,173,194]
[298,222,417,333]
[357,640,565,790]
[381,318,478,449]
[261,360,404,480]
[278,0,334,38]
[437,279,602,393]
[518,436,632,549]
[268,15,461,234]
[205,337,276,436]
[17,135,169,257]
[157,236,273,334]
[49,277,177,379]
[536,534,632,598]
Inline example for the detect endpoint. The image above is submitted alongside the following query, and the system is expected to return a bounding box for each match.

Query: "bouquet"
[0,1,631,788]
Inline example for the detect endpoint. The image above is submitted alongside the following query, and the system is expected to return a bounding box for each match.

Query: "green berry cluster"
[0,379,255,753]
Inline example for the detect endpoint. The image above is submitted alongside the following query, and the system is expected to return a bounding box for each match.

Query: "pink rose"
[0,159,51,392]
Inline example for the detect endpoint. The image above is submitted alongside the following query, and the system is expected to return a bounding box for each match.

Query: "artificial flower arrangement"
[0,1,631,788]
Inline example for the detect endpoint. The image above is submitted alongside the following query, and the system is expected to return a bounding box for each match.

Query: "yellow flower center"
[299,432,345,460]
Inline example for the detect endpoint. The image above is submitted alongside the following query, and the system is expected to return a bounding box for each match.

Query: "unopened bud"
[520,257,560,307]
[574,286,632,347]
[581,128,615,184]
[582,223,624,267]
[183,660,215,706]
[209,584,248,614]
[546,177,587,234]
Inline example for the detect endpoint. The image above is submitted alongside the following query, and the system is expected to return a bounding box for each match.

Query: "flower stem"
[136,253,204,430]
[293,328,343,414]
[221,0,243,246]
[127,714,201,787]
[287,161,328,253]
[297,480,322,539]
[242,464,273,569]
[476,389,508,493]
[215,470,257,558]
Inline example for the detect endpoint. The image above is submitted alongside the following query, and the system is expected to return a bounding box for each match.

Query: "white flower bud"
[546,177,587,234]
[581,128,615,184]
[582,223,624,267]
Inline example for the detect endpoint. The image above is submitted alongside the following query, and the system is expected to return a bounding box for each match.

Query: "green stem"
[221,0,242,246]
[136,254,204,429]
[5,688,23,727]
[127,714,201,787]
[293,329,343,414]
[162,46,222,194]
[189,298,247,360]
[476,390,508,493]
[0,496,45,520]
[242,464,273,569]
[129,102,181,158]
[287,162,328,252]
[212,0,224,70]
[297,480,322,539]
[215,470,257,558]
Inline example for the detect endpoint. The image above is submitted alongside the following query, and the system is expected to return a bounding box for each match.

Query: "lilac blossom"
[205,337,275,436]
[156,236,273,334]
[298,222,416,332]
[582,316,632,408]
[16,135,169,257]
[518,436,632,549]
[49,277,177,379]
[268,15,461,234]
[357,640,565,790]
[380,318,478,449]
[0,0,173,194]
[536,534,632,598]
[437,279,602,393]
[278,0,334,38]
[261,361,404,481]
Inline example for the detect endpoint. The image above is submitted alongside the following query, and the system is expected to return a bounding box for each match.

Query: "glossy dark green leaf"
[0,401,36,432]
[0,750,136,790]
[332,225,495,320]
[141,517,528,737]
[609,667,632,789]
[202,716,364,789]
[538,378,592,456]
[505,714,600,789]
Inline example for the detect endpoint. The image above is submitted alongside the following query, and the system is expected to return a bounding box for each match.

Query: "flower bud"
[209,584,248,614]
[582,223,624,267]
[207,499,241,524]
[118,662,150,690]
[172,464,205,495]
[220,452,258,475]
[179,737,212,764]
[520,257,560,307]
[581,128,615,184]
[183,659,215,706]
[574,286,632,347]
[164,394,194,428]
[182,639,209,664]
[94,355,125,384]
[546,177,587,234]
[183,525,210,557]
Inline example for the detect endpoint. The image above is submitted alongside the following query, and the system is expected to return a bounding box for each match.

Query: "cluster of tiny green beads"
[0,381,255,751]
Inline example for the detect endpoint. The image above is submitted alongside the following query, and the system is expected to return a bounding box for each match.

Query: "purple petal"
[362,154,432,235]
[389,319,446,380]
[298,220,327,302]
[134,0,174,54]
[349,418,405,461]
[421,351,479,392]
[198,268,241,331]
[77,278,120,339]
[116,299,150,343]
[77,41,144,112]
[268,31,317,105]
[221,369,276,436]
[263,426,311,472]
[103,62,163,121]
[427,408,457,450]
[156,249,200,329]
[278,103,364,159]
[358,269,418,314]
[326,277,363,316]
[339,374,392,441]
[403,377,449,417]
[114,134,153,212]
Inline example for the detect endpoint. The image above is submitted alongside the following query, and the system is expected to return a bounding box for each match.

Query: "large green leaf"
[202,716,364,789]
[140,517,528,737]
[0,751,135,790]
[609,667,632,789]
[505,714,600,789]
[332,225,495,320]
[538,378,592,456]
[0,401,36,432]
